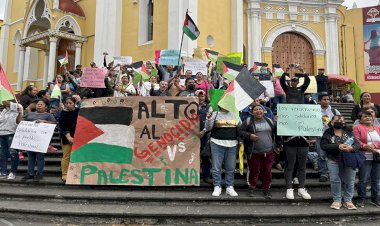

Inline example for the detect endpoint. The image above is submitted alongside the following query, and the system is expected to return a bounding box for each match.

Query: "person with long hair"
[195,72,213,97]
[351,92,380,122]
[353,110,380,208]
[58,97,80,182]
[19,85,38,109]
[321,115,360,210]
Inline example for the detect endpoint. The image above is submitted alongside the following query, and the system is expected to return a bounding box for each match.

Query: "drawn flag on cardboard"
[273,64,284,77]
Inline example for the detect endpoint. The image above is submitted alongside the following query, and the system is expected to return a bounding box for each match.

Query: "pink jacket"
[353,124,380,150]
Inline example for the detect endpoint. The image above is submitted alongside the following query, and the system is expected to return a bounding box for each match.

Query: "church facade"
[0,0,378,101]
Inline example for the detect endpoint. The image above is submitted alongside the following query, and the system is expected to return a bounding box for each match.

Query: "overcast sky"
[0,0,378,21]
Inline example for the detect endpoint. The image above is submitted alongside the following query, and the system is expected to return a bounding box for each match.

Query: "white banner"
[184,60,209,76]
[260,80,275,97]
[11,121,56,153]
[114,56,133,66]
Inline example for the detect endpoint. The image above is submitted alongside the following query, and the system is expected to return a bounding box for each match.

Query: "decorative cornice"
[312,49,326,55]
[20,29,87,45]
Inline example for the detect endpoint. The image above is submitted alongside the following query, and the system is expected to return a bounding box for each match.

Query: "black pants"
[284,146,309,189]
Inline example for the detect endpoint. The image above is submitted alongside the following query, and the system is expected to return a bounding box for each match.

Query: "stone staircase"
[1,103,380,225]
[330,102,355,126]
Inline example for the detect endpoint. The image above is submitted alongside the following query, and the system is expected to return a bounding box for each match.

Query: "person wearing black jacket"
[280,67,310,104]
[320,115,360,210]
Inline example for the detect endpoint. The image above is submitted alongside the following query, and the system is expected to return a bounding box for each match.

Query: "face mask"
[333,122,344,129]
[188,84,196,91]
[261,71,268,75]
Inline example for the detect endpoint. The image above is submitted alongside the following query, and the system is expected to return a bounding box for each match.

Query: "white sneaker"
[286,189,294,200]
[226,186,238,197]
[298,188,311,200]
[7,172,16,180]
[292,177,299,185]
[212,186,222,197]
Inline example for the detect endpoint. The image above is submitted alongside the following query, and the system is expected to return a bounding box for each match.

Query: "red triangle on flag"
[72,115,104,152]
[222,62,229,74]
[251,63,258,72]
[221,80,234,99]
[0,64,14,95]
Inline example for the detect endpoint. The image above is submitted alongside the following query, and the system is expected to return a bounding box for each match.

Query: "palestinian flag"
[218,68,266,118]
[58,51,69,67]
[205,49,218,62]
[50,84,61,99]
[183,13,200,41]
[251,62,268,74]
[132,61,150,84]
[71,106,135,164]
[209,89,225,111]
[273,64,284,77]
[0,64,14,102]
[222,61,243,81]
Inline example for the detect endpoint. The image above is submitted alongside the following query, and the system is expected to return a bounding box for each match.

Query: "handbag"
[340,151,366,169]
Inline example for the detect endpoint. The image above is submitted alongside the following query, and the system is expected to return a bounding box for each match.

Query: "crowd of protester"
[1,55,380,211]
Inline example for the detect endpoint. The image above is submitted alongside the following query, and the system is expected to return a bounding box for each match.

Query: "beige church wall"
[197,0,232,55]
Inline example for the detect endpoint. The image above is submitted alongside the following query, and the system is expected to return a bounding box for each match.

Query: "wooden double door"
[272,32,314,75]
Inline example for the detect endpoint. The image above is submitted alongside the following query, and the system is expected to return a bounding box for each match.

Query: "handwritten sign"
[159,49,182,66]
[80,68,107,88]
[277,104,323,136]
[114,56,133,66]
[193,47,207,60]
[67,97,200,186]
[184,60,209,76]
[11,121,56,153]
[260,81,275,97]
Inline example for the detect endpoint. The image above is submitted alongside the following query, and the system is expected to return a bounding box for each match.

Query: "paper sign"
[277,104,323,136]
[184,60,209,76]
[66,97,200,186]
[217,56,241,74]
[80,68,107,88]
[11,121,56,153]
[114,56,133,66]
[193,47,207,60]
[159,49,182,66]
[260,81,275,97]
[302,76,317,93]
[155,50,161,64]
[227,52,243,64]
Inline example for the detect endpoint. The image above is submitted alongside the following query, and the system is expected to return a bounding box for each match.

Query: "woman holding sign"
[21,99,56,182]
[321,115,360,210]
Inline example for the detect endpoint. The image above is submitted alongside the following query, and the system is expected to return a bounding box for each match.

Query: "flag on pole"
[58,51,69,67]
[183,13,200,41]
[0,64,15,102]
[272,64,284,77]
[222,61,243,81]
[205,49,218,62]
[50,84,61,99]
[209,89,226,111]
[218,68,266,118]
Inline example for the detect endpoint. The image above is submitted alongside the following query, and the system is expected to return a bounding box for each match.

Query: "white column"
[74,42,82,67]
[43,51,49,87]
[231,0,244,53]
[325,10,340,74]
[17,46,26,91]
[48,36,58,83]
[94,0,122,65]
[247,7,262,67]
[0,0,13,70]
[168,0,198,57]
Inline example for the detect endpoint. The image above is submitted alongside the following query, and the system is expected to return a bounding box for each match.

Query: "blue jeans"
[27,151,45,176]
[327,159,356,202]
[316,137,329,178]
[358,160,380,202]
[211,142,237,187]
[0,134,20,174]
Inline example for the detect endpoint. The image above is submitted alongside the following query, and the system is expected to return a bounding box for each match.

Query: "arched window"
[13,31,21,72]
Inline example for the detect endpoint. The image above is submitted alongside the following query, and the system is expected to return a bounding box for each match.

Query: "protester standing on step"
[21,99,56,182]
[353,110,380,208]
[239,105,280,199]
[353,106,380,126]
[58,97,80,183]
[313,68,328,101]
[321,115,360,210]
[0,101,23,180]
[19,85,39,109]
[205,107,241,197]
[351,92,380,122]
[317,93,341,182]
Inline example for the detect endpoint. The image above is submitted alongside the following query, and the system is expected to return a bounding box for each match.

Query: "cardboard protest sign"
[80,68,107,88]
[302,76,317,94]
[184,59,209,76]
[193,47,208,60]
[11,121,56,153]
[227,52,243,64]
[277,104,323,136]
[66,97,200,186]
[114,56,133,66]
[217,56,241,74]
[260,80,275,97]
[159,49,182,66]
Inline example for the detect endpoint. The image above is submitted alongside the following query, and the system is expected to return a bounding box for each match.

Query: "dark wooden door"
[56,39,75,75]
[272,32,314,75]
